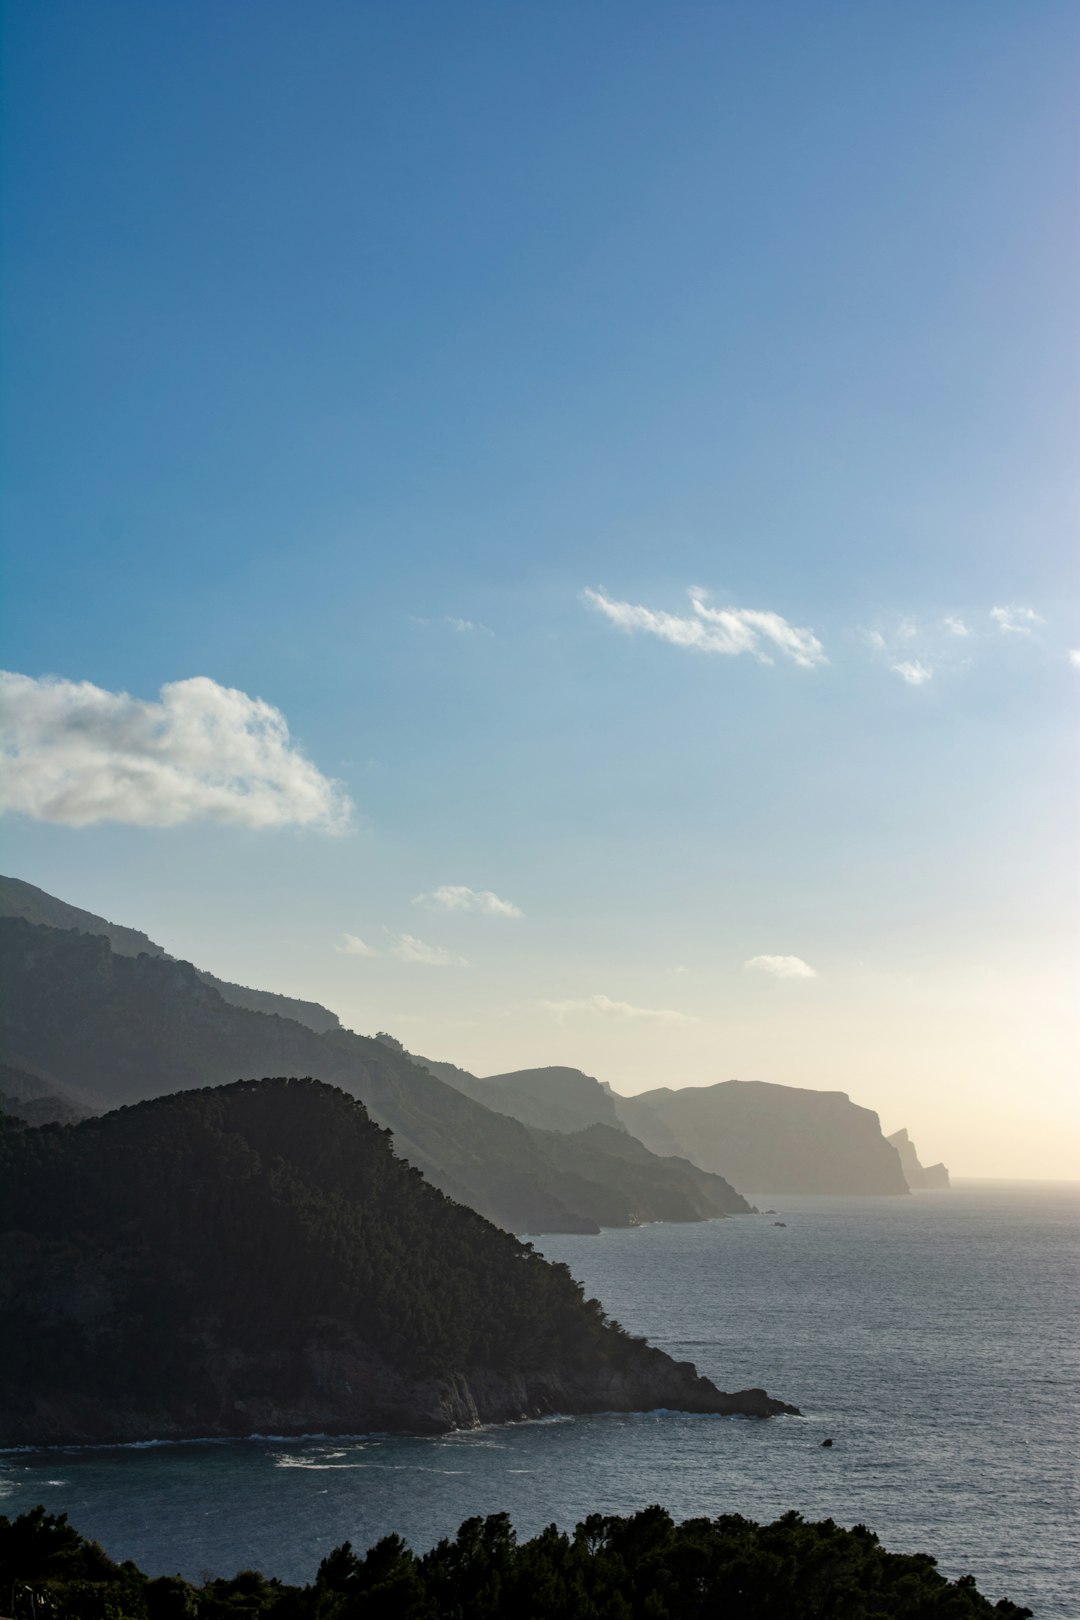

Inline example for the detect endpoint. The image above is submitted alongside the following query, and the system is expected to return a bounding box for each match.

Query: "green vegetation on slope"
[0,1078,790,1445]
[0,1504,1032,1620]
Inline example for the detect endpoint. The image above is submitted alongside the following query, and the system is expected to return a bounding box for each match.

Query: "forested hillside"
[0,1079,793,1445]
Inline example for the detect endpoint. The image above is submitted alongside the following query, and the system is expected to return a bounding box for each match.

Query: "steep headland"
[887,1128,950,1190]
[0,916,750,1233]
[407,1047,917,1197]
[617,1080,910,1195]
[0,1080,794,1446]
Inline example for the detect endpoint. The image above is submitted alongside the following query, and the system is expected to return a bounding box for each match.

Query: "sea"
[3,1182,1077,1617]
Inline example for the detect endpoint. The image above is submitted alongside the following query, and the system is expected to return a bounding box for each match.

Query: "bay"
[2,1182,1077,1616]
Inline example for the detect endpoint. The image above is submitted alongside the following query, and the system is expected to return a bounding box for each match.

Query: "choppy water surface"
[3,1183,1077,1616]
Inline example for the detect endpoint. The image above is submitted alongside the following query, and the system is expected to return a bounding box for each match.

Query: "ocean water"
[2,1183,1077,1617]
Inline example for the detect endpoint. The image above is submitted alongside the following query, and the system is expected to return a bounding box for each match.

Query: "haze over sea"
[3,1183,1076,1617]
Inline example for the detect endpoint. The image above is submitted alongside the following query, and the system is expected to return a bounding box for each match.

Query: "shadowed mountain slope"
[424,1059,625,1135]
[383,1040,750,1219]
[617,1080,909,1195]
[0,1079,794,1446]
[403,1046,914,1198]
[0,918,750,1232]
[0,1063,93,1127]
[0,875,342,1035]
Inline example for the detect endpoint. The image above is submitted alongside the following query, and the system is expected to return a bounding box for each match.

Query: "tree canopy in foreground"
[0,1503,1031,1620]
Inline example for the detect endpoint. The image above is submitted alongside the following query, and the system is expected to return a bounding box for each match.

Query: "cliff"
[617,1080,909,1195]
[0,1080,794,1446]
[400,1047,918,1199]
[887,1128,950,1190]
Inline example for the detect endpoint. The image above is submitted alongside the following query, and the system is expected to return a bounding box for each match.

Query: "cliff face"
[0,1080,794,1446]
[887,1128,950,1190]
[401,1047,919,1200]
[617,1080,910,1195]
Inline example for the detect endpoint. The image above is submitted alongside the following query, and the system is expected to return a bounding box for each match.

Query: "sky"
[1,2,1077,1178]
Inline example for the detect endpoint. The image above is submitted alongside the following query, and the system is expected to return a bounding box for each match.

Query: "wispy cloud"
[1070,650,1080,670]
[863,621,938,686]
[0,671,352,831]
[337,933,378,957]
[584,587,826,669]
[445,616,492,636]
[414,884,523,918]
[540,993,698,1024]
[991,606,1043,634]
[411,615,493,636]
[891,660,934,687]
[389,932,467,967]
[943,616,970,637]
[744,954,818,980]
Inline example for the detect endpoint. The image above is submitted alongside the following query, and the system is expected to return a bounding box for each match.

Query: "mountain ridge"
[0,875,343,1035]
[0,914,751,1233]
[401,1049,918,1195]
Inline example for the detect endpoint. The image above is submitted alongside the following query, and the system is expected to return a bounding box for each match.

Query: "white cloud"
[0,671,352,831]
[944,616,970,636]
[744,955,818,980]
[864,629,888,652]
[413,884,523,918]
[1070,650,1080,670]
[388,932,467,967]
[891,660,934,686]
[337,933,378,957]
[584,587,826,669]
[445,616,492,635]
[539,993,699,1024]
[991,606,1042,634]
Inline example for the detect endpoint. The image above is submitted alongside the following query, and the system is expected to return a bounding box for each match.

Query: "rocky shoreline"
[1,1337,797,1448]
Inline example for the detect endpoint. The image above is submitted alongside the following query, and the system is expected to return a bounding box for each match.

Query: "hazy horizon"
[2,3,1077,1181]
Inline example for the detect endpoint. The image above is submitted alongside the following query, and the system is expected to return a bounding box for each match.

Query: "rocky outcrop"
[887,1128,950,1190]
[0,1336,794,1448]
[617,1080,910,1195]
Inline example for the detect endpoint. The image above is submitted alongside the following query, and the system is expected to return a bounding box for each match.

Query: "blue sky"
[2,2,1077,1175]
